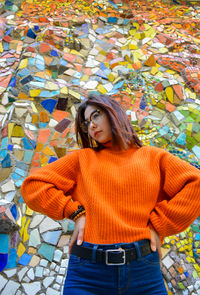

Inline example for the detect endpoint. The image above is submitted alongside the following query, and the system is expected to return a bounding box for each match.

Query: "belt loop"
[133,241,142,259]
[92,245,98,263]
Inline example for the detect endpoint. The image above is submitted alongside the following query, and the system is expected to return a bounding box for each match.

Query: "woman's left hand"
[150,228,162,260]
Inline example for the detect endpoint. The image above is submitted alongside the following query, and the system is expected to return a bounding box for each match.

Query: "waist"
[71,239,152,265]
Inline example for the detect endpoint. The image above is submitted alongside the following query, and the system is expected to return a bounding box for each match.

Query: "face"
[84,105,112,144]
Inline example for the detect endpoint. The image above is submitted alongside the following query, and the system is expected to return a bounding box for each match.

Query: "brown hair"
[75,93,142,150]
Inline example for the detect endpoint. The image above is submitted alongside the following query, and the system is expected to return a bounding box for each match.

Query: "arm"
[150,151,200,238]
[21,151,81,220]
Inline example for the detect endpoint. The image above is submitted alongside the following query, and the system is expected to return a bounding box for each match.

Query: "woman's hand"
[69,214,86,255]
[150,228,162,260]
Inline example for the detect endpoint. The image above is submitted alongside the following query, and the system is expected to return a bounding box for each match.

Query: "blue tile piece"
[50,50,58,57]
[34,76,46,82]
[192,146,200,160]
[15,179,24,187]
[5,27,13,35]
[22,137,34,150]
[41,99,57,114]
[42,230,62,245]
[11,204,17,219]
[1,153,11,168]
[107,17,117,23]
[3,42,9,51]
[68,221,75,231]
[49,157,58,163]
[175,133,186,145]
[27,28,36,39]
[40,90,51,97]
[9,77,17,87]
[0,150,8,159]
[139,96,147,110]
[38,243,55,261]
[39,123,48,128]
[6,249,17,269]
[113,80,124,90]
[1,137,8,150]
[11,172,21,180]
[34,25,40,32]
[24,150,34,163]
[0,253,8,271]
[16,161,27,171]
[29,58,35,66]
[20,75,33,85]
[0,234,9,253]
[15,168,26,177]
[8,144,13,151]
[18,253,32,265]
[60,59,68,66]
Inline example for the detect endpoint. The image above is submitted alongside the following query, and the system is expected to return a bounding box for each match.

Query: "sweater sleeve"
[21,150,81,220]
[149,150,200,238]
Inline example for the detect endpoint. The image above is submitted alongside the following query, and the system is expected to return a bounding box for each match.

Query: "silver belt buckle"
[105,248,126,265]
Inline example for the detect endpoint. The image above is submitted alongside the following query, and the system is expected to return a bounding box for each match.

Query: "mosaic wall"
[0,0,200,294]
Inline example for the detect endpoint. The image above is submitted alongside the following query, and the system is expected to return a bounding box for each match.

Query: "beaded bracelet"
[73,210,86,222]
[70,206,85,221]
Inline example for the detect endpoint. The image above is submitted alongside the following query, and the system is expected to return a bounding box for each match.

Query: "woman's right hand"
[68,214,86,255]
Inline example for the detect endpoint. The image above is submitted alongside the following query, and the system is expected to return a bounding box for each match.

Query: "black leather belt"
[71,240,152,265]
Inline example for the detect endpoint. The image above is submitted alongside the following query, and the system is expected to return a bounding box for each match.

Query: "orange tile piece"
[32,114,38,124]
[53,110,70,122]
[18,92,30,100]
[35,142,43,152]
[37,129,51,143]
[173,84,184,100]
[40,111,49,123]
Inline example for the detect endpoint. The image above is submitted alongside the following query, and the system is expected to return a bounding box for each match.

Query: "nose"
[89,120,97,129]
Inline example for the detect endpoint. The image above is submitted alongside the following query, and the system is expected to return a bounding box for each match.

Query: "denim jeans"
[63,239,168,295]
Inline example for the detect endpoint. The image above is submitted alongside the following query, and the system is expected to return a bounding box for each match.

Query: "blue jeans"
[63,240,168,295]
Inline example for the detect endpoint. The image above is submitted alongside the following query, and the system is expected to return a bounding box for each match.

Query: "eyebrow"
[85,109,98,122]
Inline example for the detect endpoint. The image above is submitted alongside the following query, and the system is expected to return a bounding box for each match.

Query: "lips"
[94,131,101,137]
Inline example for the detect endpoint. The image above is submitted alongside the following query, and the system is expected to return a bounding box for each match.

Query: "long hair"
[75,94,142,150]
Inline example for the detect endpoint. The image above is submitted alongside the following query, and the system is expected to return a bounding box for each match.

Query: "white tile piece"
[53,249,63,262]
[40,259,48,267]
[1,280,20,295]
[53,284,61,291]
[22,282,41,295]
[16,290,22,295]
[23,276,30,283]
[46,287,60,295]
[18,267,28,282]
[43,276,55,288]
[0,274,7,290]
[59,267,66,275]
[39,217,61,234]
[29,214,44,229]
[50,262,56,270]
[162,256,174,269]
[61,259,69,268]
[1,180,15,193]
[27,268,35,281]
[43,268,50,276]
[3,268,17,278]
[28,228,41,247]
[56,275,64,284]
[35,266,43,277]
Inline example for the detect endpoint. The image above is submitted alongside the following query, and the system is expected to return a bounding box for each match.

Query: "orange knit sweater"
[21,146,200,244]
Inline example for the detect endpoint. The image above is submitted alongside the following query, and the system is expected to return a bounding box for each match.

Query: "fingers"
[68,228,78,255]
[150,235,157,252]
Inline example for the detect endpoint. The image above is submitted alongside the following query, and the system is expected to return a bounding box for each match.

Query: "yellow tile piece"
[0,41,3,53]
[97,85,107,94]
[69,89,81,100]
[43,146,55,156]
[165,87,174,104]
[129,44,138,50]
[81,75,88,82]
[108,73,116,82]
[159,48,168,54]
[60,87,68,94]
[8,123,15,138]
[194,264,200,272]
[23,219,31,243]
[70,49,84,57]
[151,67,158,75]
[18,92,30,100]
[19,216,26,237]
[12,125,24,137]
[19,58,28,69]
[26,207,34,216]
[129,29,136,36]
[31,102,38,113]
[30,89,41,97]
[40,154,48,165]
[51,131,60,140]
[17,242,26,257]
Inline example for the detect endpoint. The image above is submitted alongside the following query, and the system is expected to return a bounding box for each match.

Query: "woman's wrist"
[70,206,85,222]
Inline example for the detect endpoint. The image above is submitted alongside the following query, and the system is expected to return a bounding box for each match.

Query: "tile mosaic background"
[0,0,200,294]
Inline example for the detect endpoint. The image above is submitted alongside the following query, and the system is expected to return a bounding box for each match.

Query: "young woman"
[21,94,200,295]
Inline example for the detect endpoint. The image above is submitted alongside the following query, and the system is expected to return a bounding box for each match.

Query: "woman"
[21,94,200,295]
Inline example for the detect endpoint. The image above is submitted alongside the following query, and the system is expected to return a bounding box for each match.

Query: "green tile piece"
[192,270,198,279]
[178,282,185,290]
[38,243,55,261]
